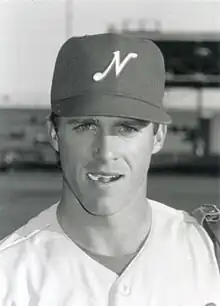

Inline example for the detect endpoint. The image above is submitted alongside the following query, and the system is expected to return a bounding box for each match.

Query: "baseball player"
[0,33,220,306]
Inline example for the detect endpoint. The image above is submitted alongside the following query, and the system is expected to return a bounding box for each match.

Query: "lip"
[88,171,124,176]
[89,172,123,176]
[86,172,124,186]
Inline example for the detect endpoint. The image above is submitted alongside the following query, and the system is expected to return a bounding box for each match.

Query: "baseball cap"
[50,32,171,124]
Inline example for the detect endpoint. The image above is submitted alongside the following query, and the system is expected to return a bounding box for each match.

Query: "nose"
[92,134,118,161]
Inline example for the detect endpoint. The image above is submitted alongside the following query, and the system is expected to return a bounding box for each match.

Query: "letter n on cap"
[93,50,138,82]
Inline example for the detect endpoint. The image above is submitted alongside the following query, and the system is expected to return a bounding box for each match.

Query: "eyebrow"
[67,118,150,127]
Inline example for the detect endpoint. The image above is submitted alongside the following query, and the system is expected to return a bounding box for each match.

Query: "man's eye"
[74,124,96,132]
[119,125,138,133]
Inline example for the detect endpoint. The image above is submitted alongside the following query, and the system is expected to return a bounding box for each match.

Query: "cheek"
[126,134,154,172]
[128,132,153,157]
[58,134,90,170]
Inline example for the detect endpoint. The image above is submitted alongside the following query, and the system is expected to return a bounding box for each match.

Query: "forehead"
[64,116,150,126]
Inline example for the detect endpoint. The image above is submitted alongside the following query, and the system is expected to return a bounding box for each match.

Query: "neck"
[57,179,152,256]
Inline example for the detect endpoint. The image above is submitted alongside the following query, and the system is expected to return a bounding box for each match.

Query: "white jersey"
[0,200,220,306]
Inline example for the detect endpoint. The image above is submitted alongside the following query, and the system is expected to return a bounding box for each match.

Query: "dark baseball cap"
[50,32,171,124]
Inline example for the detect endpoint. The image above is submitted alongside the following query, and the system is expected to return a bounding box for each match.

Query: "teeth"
[88,173,121,183]
[88,173,99,181]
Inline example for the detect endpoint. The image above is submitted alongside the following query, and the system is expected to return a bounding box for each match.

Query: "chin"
[81,196,125,217]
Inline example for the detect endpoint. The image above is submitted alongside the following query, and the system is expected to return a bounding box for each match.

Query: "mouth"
[87,172,124,184]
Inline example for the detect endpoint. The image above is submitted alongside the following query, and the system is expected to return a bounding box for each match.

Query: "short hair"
[48,111,59,133]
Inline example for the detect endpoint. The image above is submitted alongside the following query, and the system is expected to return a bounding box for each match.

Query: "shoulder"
[0,203,65,301]
[148,198,216,247]
[148,199,218,261]
[0,203,59,253]
[149,198,206,225]
[0,203,64,290]
[148,198,186,223]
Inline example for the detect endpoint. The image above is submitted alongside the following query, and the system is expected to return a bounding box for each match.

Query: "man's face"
[52,116,165,216]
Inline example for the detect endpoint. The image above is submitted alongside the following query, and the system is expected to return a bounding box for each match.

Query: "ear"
[46,118,59,152]
[152,124,167,155]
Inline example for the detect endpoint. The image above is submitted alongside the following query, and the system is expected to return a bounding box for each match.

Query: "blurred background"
[0,0,220,239]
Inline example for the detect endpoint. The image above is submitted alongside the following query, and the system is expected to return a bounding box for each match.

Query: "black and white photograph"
[0,0,220,305]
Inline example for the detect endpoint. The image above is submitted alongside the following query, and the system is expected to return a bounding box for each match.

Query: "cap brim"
[52,93,172,124]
